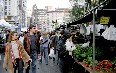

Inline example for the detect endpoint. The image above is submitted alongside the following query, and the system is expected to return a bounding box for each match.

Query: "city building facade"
[46,8,71,31]
[31,5,71,32]
[3,0,27,27]
[27,9,32,27]
[4,0,19,24]
[37,9,47,31]
[32,5,48,31]
[31,4,39,30]
[0,0,4,19]
[20,0,27,27]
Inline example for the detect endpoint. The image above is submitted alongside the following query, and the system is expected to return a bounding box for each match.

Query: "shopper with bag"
[40,32,50,65]
[49,32,56,61]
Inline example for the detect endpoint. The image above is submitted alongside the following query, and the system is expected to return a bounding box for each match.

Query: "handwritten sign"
[100,16,110,24]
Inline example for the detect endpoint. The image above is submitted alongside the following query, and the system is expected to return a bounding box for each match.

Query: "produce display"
[73,45,116,73]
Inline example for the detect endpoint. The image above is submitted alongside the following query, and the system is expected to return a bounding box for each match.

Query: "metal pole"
[92,9,95,73]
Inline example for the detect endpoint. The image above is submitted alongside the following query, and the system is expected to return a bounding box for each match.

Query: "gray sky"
[27,0,71,10]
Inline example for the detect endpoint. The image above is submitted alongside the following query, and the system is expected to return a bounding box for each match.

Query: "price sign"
[100,16,110,24]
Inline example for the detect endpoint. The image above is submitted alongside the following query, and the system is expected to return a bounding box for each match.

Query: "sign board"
[77,0,85,6]
[100,16,110,24]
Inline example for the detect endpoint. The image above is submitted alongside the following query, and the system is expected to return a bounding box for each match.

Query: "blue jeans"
[55,50,60,64]
[40,47,48,64]
[30,53,37,73]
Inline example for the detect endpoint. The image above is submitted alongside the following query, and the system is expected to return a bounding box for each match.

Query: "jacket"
[3,41,30,73]
[24,33,39,54]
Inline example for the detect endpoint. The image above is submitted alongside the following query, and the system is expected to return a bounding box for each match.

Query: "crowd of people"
[3,24,69,73]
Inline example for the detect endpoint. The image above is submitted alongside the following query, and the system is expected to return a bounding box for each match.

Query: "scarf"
[10,41,22,66]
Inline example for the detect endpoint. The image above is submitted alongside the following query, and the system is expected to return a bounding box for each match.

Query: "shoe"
[40,60,42,63]
[46,64,48,65]
[53,57,55,61]
[49,56,52,59]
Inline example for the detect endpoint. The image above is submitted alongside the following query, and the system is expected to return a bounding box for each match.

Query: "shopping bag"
[49,48,55,58]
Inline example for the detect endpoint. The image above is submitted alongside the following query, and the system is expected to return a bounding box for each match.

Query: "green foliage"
[111,57,116,64]
[69,0,85,20]
[95,47,104,56]
[69,0,105,20]
[71,6,84,17]
[73,45,104,60]
[73,45,93,59]
[83,56,98,66]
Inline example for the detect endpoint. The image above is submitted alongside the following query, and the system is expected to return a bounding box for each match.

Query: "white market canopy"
[21,27,27,31]
[0,19,18,29]
[0,19,6,27]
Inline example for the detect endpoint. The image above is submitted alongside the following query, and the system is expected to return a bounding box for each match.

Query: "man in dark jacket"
[24,25,39,73]
[54,30,66,65]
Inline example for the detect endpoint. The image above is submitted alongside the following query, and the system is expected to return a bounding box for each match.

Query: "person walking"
[3,31,31,73]
[19,32,24,44]
[37,31,41,60]
[54,31,61,65]
[6,30,10,42]
[49,31,56,61]
[24,25,39,73]
[55,30,66,65]
[40,32,50,65]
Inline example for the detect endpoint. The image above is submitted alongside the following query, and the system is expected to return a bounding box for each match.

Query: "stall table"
[74,58,116,73]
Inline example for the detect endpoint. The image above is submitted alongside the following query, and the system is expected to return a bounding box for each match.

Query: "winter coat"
[3,41,30,73]
[24,33,39,54]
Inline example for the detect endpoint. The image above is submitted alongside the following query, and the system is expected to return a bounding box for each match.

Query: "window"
[9,13,11,15]
[5,12,7,15]
[5,6,7,9]
[5,2,7,4]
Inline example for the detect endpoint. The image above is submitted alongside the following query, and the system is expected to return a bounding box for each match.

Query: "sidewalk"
[0,54,61,73]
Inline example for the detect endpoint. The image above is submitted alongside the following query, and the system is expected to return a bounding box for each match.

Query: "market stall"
[59,0,116,73]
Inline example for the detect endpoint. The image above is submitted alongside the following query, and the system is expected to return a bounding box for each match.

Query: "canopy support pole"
[92,9,95,73]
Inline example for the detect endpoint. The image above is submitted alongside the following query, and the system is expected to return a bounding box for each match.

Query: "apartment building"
[46,8,71,31]
[38,9,47,24]
[4,0,19,24]
[3,0,27,26]
[20,0,27,27]
[0,0,4,19]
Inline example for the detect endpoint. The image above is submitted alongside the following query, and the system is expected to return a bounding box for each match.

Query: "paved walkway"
[0,54,61,73]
